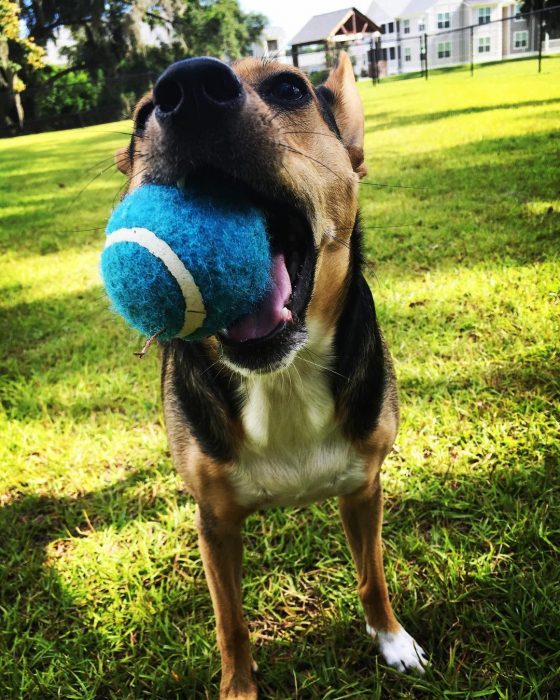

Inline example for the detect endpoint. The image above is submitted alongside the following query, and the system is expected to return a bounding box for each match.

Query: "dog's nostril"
[154,79,183,114]
[203,73,242,104]
[153,57,244,126]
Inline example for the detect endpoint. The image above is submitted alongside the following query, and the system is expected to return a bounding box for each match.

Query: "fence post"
[291,45,299,68]
[538,15,544,74]
[470,25,474,77]
[424,32,428,79]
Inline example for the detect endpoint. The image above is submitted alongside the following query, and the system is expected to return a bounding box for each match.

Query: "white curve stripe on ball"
[105,227,206,337]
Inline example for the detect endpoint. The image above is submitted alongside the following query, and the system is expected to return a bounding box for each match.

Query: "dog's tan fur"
[117,53,426,699]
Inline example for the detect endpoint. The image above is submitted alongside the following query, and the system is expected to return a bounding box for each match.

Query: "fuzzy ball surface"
[101,182,271,341]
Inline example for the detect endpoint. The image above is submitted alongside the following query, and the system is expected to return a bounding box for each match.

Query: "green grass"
[1,57,559,699]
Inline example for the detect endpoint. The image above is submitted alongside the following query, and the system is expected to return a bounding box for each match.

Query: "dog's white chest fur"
[229,323,366,508]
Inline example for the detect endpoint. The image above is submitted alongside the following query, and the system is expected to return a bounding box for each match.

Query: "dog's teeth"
[282,307,293,322]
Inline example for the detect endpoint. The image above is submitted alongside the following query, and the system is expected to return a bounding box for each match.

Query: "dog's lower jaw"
[219,324,308,377]
[220,344,299,378]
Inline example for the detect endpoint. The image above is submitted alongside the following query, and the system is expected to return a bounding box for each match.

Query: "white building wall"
[252,26,290,63]
[421,0,465,68]
[371,0,524,75]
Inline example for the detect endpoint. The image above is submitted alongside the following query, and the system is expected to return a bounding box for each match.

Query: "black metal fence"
[290,5,560,83]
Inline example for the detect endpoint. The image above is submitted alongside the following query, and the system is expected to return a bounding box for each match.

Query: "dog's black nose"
[154,57,244,126]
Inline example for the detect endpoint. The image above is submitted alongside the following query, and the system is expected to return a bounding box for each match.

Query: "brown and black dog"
[115,51,428,699]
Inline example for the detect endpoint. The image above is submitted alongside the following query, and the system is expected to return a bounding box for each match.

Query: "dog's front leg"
[339,475,428,674]
[196,505,257,699]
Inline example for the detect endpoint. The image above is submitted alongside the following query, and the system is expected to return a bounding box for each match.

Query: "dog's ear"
[114,145,131,175]
[324,51,367,178]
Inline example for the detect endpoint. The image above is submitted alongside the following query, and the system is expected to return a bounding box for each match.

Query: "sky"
[240,0,371,43]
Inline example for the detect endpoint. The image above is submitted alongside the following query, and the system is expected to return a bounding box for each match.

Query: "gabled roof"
[291,7,380,46]
[367,1,410,24]
[401,0,439,16]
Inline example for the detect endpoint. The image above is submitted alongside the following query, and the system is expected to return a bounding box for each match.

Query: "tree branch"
[42,63,87,86]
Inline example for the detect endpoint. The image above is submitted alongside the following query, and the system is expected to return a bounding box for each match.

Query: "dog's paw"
[366,624,428,674]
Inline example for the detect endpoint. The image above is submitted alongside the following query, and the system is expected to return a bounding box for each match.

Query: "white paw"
[366,624,428,674]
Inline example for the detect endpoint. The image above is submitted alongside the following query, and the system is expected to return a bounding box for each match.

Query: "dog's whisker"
[292,361,305,395]
[323,231,350,249]
[87,154,124,172]
[278,143,348,185]
[299,355,348,381]
[94,129,154,140]
[268,106,299,129]
[59,226,105,234]
[282,130,340,140]
[359,181,430,190]
[201,358,224,377]
[332,224,416,231]
[71,147,156,205]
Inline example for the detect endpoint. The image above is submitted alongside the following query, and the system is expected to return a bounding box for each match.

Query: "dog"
[114,51,428,699]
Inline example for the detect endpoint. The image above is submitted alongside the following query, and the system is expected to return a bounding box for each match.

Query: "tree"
[0,0,44,130]
[180,0,266,59]
[519,1,560,34]
[16,1,177,123]
[520,1,549,9]
[11,0,267,132]
[143,0,266,65]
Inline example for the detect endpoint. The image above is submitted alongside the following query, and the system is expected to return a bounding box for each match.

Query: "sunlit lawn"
[1,56,559,698]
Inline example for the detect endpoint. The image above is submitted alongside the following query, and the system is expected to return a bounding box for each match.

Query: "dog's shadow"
[0,468,218,698]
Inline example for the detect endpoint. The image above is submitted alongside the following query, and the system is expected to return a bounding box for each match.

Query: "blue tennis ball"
[101,182,272,341]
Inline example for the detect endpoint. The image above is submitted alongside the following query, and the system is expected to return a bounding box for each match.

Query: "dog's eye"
[263,74,309,106]
[270,80,304,101]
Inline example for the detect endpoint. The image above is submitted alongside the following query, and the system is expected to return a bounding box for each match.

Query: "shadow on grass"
[398,346,560,402]
[365,97,560,132]
[360,129,560,269]
[0,468,216,699]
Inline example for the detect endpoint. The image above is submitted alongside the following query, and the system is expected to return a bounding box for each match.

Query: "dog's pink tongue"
[226,253,292,342]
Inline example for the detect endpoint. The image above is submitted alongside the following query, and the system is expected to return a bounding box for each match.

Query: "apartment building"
[367,0,537,75]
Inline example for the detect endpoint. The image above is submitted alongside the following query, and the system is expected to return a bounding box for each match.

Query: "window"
[418,17,426,32]
[266,39,278,52]
[404,47,411,61]
[478,7,491,25]
[437,12,450,29]
[478,36,491,53]
[514,30,529,48]
[437,41,451,59]
[514,3,523,20]
[403,19,410,34]
[388,22,394,33]
[389,46,396,60]
[381,23,386,34]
